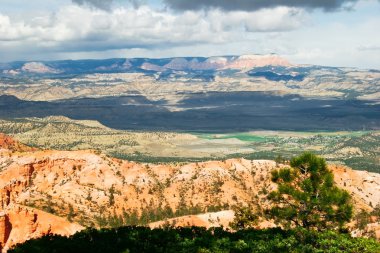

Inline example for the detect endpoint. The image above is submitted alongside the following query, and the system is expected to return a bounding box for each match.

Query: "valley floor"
[0,116,379,173]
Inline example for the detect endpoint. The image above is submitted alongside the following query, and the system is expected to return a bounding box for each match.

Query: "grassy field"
[196,131,380,173]
[198,133,272,142]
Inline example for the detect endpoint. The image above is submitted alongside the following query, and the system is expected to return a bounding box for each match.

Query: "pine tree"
[268,152,353,230]
[108,185,115,206]
[230,205,259,230]
[67,204,75,222]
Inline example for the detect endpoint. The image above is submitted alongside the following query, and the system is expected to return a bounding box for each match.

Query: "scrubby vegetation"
[94,204,228,228]
[9,227,380,253]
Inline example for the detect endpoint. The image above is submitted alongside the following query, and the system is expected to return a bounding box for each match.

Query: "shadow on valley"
[0,92,379,132]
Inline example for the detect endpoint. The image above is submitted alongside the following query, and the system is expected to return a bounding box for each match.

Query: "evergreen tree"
[108,185,115,206]
[67,204,75,222]
[268,152,353,230]
[230,205,259,230]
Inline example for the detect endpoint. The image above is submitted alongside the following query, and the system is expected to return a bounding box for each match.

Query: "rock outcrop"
[0,133,34,152]
[0,213,11,251]
[0,205,83,252]
[20,62,58,74]
[140,54,291,72]
[331,164,380,211]
[225,54,291,70]
[0,133,379,251]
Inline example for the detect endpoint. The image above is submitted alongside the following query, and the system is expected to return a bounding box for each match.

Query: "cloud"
[0,5,306,54]
[207,7,307,33]
[0,6,223,60]
[0,15,35,41]
[164,0,359,12]
[1,1,378,69]
[71,0,113,10]
[357,45,380,51]
[0,4,309,63]
[71,0,144,10]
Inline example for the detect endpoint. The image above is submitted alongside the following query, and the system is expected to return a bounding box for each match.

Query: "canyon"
[0,54,379,251]
[0,133,379,251]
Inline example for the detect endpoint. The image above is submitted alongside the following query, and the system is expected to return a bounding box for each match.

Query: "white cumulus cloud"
[0,4,307,57]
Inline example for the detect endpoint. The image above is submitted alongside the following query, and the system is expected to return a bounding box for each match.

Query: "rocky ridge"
[9,54,291,75]
[141,54,291,71]
[0,134,379,251]
[0,205,82,252]
[0,54,379,105]
[0,134,34,153]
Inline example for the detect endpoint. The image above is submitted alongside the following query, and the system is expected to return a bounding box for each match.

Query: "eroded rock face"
[0,213,11,251]
[0,206,83,252]
[138,54,291,72]
[225,54,291,70]
[331,165,380,211]
[20,62,58,74]
[0,133,379,250]
[0,147,279,223]
[0,134,34,152]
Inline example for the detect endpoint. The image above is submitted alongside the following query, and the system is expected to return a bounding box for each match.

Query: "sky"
[0,0,379,68]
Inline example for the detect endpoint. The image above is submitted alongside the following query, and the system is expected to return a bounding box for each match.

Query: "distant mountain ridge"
[1,53,379,134]
[0,54,291,76]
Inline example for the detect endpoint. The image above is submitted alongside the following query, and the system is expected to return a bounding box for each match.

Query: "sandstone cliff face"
[139,54,291,72]
[0,134,34,153]
[0,206,83,252]
[0,147,279,223]
[0,133,379,250]
[225,54,291,70]
[0,213,11,251]
[20,62,58,74]
[331,165,380,211]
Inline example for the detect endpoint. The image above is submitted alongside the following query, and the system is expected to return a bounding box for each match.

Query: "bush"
[9,227,380,253]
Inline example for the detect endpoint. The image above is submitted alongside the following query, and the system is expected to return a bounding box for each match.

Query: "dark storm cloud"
[163,0,360,12]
